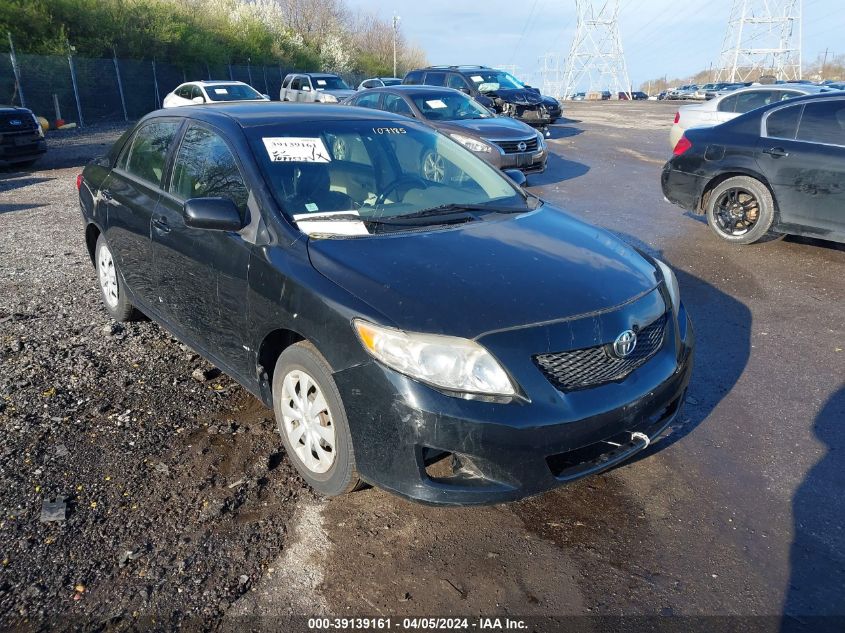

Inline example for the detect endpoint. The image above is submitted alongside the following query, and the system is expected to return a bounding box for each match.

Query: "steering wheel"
[374,176,429,207]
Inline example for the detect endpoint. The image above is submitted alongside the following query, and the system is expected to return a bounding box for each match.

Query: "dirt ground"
[1,101,843,631]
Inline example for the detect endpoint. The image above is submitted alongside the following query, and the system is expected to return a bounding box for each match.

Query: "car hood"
[483,88,543,107]
[307,206,660,338]
[0,105,32,115]
[322,89,357,99]
[435,117,537,140]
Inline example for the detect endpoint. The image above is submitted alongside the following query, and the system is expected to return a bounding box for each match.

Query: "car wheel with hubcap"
[421,149,448,183]
[705,176,777,245]
[272,341,362,496]
[95,234,140,321]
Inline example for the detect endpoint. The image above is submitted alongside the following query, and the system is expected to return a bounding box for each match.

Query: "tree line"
[0,0,428,77]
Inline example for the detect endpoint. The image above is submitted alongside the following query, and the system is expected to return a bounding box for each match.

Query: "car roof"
[364,85,463,96]
[183,81,250,87]
[145,102,408,128]
[720,84,832,97]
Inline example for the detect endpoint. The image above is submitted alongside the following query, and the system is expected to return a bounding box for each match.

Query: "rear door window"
[766,105,802,139]
[403,70,423,84]
[732,91,775,114]
[424,72,446,87]
[122,120,181,187]
[383,94,414,117]
[290,76,302,90]
[169,125,249,214]
[355,92,382,109]
[797,100,845,146]
[717,94,739,113]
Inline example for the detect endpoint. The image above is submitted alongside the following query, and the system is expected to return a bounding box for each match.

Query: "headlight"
[32,113,44,138]
[353,319,515,396]
[535,130,545,149]
[319,93,338,103]
[654,258,680,317]
[449,133,492,153]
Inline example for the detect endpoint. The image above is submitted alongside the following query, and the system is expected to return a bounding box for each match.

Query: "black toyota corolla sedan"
[78,103,694,505]
[662,93,845,245]
[344,86,547,176]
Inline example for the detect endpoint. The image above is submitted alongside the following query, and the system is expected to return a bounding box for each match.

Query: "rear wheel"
[272,341,362,496]
[421,149,448,183]
[95,234,140,321]
[705,176,777,245]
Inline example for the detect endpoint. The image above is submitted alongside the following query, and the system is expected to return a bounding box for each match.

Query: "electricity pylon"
[561,0,631,100]
[538,52,563,98]
[715,0,802,82]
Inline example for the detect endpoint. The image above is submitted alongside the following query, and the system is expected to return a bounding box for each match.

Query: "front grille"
[534,315,667,391]
[493,137,539,154]
[0,114,36,133]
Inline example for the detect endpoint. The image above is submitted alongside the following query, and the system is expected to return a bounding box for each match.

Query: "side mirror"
[183,198,245,231]
[503,169,527,187]
[191,96,205,104]
[459,87,471,94]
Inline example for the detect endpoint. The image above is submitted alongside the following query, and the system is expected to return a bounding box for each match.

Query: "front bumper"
[335,300,694,506]
[0,132,46,164]
[485,146,547,174]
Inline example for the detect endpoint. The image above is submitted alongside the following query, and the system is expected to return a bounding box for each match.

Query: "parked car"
[706,82,752,100]
[403,66,557,130]
[692,83,731,100]
[162,81,269,108]
[358,77,403,90]
[669,84,834,149]
[344,86,547,176]
[280,73,356,103]
[0,104,46,167]
[662,93,845,245]
[618,91,648,100]
[667,85,698,100]
[570,92,586,101]
[78,102,693,505]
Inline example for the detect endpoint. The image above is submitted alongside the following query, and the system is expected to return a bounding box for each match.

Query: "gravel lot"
[1,103,843,631]
[0,126,311,627]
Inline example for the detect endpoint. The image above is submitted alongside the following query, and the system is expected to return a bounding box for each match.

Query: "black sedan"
[662,93,845,245]
[79,103,693,505]
[345,86,547,177]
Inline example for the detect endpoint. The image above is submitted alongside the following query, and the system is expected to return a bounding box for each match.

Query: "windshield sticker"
[425,99,447,109]
[305,203,319,212]
[316,79,327,86]
[471,75,484,82]
[293,210,369,237]
[262,137,331,163]
[373,127,407,134]
[214,88,229,94]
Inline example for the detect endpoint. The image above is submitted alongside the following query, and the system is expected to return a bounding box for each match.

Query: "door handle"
[99,189,113,202]
[762,147,789,158]
[152,215,171,233]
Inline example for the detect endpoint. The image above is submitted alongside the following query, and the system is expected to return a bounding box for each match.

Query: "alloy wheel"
[280,369,336,474]
[714,187,760,236]
[422,151,447,183]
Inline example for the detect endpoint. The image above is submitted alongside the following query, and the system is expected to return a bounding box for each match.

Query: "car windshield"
[247,119,532,236]
[410,92,492,121]
[466,71,523,92]
[313,76,350,91]
[205,84,263,102]
[382,78,402,86]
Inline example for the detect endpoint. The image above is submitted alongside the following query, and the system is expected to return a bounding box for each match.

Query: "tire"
[272,341,362,497]
[95,234,140,321]
[421,148,448,184]
[705,176,777,245]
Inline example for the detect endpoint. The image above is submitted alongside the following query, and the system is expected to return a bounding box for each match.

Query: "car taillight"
[76,174,83,190]
[674,111,680,124]
[673,136,692,156]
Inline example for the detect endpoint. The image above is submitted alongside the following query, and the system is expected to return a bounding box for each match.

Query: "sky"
[346,0,842,89]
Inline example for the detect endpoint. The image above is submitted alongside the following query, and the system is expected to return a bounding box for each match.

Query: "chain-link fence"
[2,51,367,126]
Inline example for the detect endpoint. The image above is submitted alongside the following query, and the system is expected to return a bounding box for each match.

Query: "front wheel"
[705,176,777,245]
[272,342,362,496]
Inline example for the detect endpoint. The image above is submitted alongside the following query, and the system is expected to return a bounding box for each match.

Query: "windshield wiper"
[388,203,528,221]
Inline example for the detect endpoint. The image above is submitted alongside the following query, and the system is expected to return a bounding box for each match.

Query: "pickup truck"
[279,73,356,104]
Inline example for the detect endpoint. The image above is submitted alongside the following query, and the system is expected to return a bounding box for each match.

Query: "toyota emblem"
[612,330,637,358]
[517,141,527,152]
